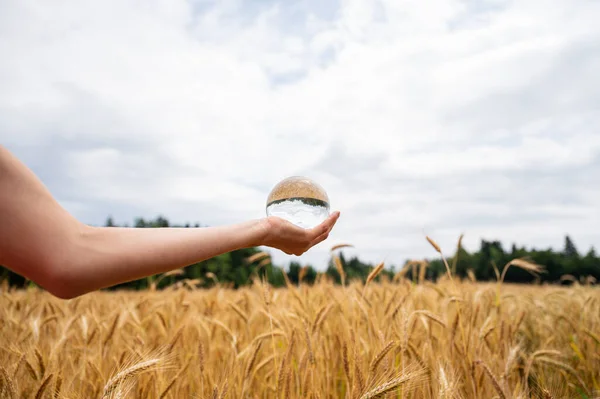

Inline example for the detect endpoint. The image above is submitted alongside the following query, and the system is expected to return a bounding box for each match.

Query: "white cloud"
[1,0,599,270]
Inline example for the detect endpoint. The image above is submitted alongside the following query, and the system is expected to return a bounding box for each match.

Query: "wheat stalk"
[0,366,16,399]
[34,373,53,399]
[246,251,271,264]
[159,357,190,399]
[333,255,346,287]
[312,303,333,334]
[360,366,427,399]
[362,262,385,297]
[474,360,506,399]
[276,330,295,397]
[331,243,354,251]
[369,341,395,375]
[499,258,545,284]
[102,358,161,398]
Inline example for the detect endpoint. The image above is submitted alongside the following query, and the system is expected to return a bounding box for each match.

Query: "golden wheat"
[0,274,598,398]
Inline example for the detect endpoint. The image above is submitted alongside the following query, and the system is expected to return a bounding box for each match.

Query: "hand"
[259,211,341,256]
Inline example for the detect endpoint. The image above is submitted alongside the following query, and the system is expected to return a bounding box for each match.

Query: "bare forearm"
[1,146,266,297]
[60,221,265,296]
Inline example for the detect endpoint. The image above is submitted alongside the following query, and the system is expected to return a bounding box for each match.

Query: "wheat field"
[1,268,599,399]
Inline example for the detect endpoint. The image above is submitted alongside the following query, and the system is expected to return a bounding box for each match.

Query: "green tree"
[563,235,579,258]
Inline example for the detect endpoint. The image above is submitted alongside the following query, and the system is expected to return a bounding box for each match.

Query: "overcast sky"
[1,0,599,270]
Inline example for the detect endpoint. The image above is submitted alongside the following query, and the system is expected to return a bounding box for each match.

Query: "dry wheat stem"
[369,341,396,375]
[0,366,16,399]
[34,373,53,399]
[474,360,506,399]
[102,358,161,398]
[360,367,427,399]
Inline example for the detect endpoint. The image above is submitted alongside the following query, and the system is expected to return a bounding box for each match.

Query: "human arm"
[0,145,340,299]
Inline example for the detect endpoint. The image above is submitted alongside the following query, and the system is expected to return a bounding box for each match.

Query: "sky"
[1,0,599,271]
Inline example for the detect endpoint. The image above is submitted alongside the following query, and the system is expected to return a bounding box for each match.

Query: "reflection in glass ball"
[266,176,330,229]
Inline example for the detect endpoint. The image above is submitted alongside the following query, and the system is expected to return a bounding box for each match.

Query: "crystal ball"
[266,176,330,229]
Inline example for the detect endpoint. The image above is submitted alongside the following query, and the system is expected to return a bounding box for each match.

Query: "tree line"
[1,215,598,291]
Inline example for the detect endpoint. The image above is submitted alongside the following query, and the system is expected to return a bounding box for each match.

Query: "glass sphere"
[266,176,330,229]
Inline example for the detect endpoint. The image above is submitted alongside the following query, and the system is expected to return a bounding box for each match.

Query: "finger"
[328,211,341,228]
[328,210,341,222]
[320,211,339,235]
[309,229,330,248]
[308,211,339,245]
[308,211,340,238]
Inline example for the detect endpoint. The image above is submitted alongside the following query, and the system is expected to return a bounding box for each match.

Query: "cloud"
[1,0,599,270]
